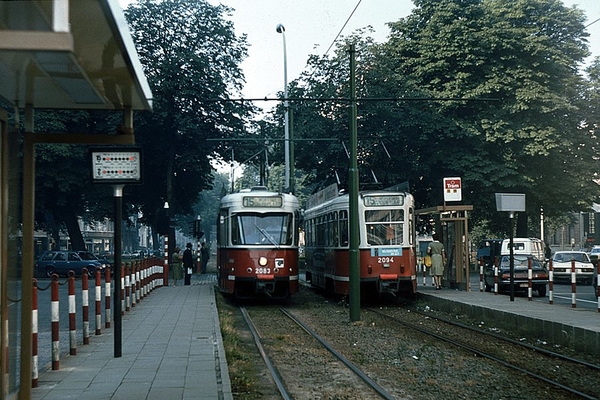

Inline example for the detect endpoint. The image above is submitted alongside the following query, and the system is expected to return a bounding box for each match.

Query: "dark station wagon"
[35,250,107,278]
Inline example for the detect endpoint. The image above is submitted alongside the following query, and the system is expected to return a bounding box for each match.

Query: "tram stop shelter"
[0,1,152,398]
[416,205,473,291]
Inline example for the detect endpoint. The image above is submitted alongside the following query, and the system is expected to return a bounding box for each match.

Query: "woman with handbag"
[427,233,446,290]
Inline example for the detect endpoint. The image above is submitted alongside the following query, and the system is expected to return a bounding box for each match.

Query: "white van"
[501,238,546,262]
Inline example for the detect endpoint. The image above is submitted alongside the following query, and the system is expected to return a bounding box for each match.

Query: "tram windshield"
[365,209,404,246]
[231,213,294,246]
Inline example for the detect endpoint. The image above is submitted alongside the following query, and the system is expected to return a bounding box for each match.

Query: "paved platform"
[417,279,600,356]
[31,274,232,400]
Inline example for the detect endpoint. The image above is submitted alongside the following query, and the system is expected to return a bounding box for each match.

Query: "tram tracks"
[225,286,599,399]
[366,307,600,400]
[240,306,395,400]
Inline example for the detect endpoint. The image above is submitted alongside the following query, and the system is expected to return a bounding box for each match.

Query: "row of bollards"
[31,258,164,388]
[477,257,600,311]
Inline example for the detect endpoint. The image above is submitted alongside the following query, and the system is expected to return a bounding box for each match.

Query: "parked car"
[551,251,595,285]
[501,238,547,263]
[476,239,502,268]
[588,246,600,264]
[483,254,548,297]
[77,251,113,268]
[35,250,106,278]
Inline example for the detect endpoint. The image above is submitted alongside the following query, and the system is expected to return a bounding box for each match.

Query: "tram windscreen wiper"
[254,222,279,248]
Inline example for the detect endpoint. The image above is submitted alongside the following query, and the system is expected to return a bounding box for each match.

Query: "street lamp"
[276,23,290,192]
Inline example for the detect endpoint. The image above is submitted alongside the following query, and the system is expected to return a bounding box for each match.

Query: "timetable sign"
[91,147,142,184]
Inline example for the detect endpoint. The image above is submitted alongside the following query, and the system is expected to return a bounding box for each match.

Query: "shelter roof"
[0,0,152,111]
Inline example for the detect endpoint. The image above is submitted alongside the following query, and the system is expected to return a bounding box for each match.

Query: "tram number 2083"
[377,257,394,264]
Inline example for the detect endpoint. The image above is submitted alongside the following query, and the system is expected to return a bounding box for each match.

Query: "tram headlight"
[259,256,268,266]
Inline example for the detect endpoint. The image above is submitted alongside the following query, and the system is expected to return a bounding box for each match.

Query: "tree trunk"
[61,210,86,250]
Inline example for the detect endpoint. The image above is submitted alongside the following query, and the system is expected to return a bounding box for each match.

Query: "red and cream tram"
[303,185,417,298]
[216,186,300,299]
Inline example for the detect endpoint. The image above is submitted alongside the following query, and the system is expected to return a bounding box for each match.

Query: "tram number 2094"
[377,257,394,264]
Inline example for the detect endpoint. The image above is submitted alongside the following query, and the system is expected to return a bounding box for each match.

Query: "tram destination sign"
[363,195,404,207]
[90,147,142,184]
[243,196,282,208]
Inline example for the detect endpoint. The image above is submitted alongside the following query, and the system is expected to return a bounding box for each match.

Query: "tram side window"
[230,213,242,245]
[218,211,228,246]
[333,211,339,247]
[365,209,404,246]
[340,210,348,247]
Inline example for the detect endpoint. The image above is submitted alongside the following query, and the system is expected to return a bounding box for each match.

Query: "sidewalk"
[32,274,233,400]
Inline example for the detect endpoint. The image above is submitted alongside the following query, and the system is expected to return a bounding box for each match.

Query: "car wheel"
[484,282,492,292]
[86,266,96,278]
[45,266,56,278]
[537,287,546,297]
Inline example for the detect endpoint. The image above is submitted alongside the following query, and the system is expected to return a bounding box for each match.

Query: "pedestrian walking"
[171,247,183,286]
[183,242,194,285]
[200,242,209,274]
[427,233,446,290]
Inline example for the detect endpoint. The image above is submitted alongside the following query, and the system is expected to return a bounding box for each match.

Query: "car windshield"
[553,252,589,263]
[499,255,543,268]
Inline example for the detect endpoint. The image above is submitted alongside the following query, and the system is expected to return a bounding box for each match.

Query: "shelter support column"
[20,104,35,400]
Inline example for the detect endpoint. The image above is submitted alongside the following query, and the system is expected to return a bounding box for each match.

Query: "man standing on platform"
[183,242,194,285]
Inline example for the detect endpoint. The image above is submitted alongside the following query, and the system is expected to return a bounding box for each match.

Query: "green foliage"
[283,0,600,235]
[123,0,254,226]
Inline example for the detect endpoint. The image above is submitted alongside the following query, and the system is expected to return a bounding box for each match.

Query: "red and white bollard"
[571,259,577,308]
[597,261,600,313]
[51,274,60,370]
[32,279,38,388]
[95,269,102,335]
[548,259,554,305]
[135,261,141,303]
[164,235,169,287]
[125,263,131,312]
[493,257,499,295]
[479,257,484,292]
[105,267,111,329]
[130,261,136,308]
[82,269,90,345]
[68,271,77,355]
[120,264,125,316]
[527,257,533,301]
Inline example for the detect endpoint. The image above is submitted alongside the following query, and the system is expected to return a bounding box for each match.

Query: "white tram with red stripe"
[303,185,417,299]
[216,186,300,299]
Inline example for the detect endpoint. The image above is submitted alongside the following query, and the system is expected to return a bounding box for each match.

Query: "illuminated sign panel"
[91,147,142,184]
[243,196,283,208]
[363,195,404,207]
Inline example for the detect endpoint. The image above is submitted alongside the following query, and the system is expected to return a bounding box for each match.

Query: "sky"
[118,0,600,106]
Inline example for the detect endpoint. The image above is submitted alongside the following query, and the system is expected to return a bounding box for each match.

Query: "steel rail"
[409,308,600,372]
[239,307,292,400]
[279,307,396,400]
[366,308,596,400]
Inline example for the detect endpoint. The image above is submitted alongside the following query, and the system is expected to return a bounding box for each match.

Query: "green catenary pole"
[349,44,360,321]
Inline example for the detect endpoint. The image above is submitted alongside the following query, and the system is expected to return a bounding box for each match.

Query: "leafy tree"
[33,110,118,250]
[286,0,599,237]
[382,0,597,234]
[123,0,255,229]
